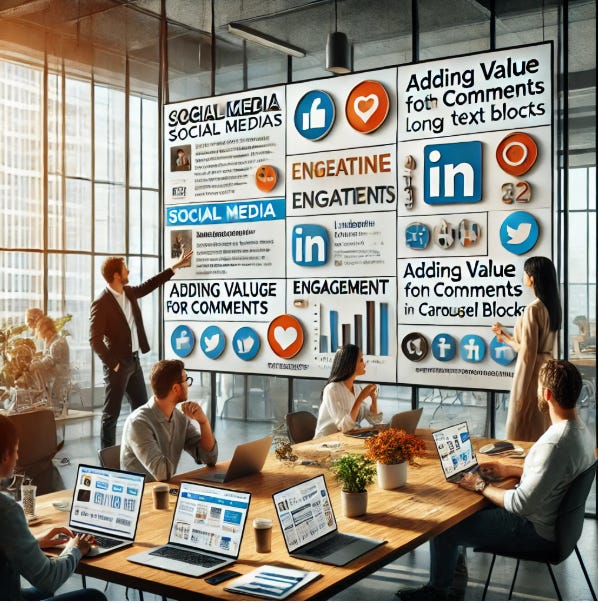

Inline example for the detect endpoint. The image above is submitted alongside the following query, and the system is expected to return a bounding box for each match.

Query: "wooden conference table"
[33,430,526,600]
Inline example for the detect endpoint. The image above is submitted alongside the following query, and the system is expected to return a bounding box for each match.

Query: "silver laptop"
[389,408,423,434]
[273,474,385,566]
[127,481,251,577]
[432,421,480,483]
[69,464,145,557]
[191,435,272,483]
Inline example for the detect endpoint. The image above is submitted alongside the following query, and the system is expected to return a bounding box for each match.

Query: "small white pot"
[340,490,368,517]
[377,461,407,489]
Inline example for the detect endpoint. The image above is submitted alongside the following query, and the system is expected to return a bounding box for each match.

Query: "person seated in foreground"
[120,359,218,481]
[314,344,382,439]
[0,415,105,601]
[397,359,595,601]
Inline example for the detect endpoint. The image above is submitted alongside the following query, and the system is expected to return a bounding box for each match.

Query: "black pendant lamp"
[326,0,352,74]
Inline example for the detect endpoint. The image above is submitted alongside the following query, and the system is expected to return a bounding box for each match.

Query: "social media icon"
[255,164,277,193]
[458,219,481,247]
[500,211,539,255]
[232,327,260,361]
[424,141,482,205]
[459,334,486,363]
[489,336,516,366]
[496,132,538,177]
[345,80,390,133]
[432,333,457,361]
[268,315,304,359]
[405,222,430,250]
[294,90,335,141]
[433,219,455,249]
[200,325,226,360]
[292,224,329,266]
[401,332,428,362]
[171,325,195,358]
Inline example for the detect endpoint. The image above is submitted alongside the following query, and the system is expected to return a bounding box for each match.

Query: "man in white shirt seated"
[120,359,218,481]
[397,359,595,601]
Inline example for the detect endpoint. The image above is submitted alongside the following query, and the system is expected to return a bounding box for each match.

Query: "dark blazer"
[89,268,174,370]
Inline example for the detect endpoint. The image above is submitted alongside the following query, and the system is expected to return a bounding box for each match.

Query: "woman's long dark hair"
[524,256,562,331]
[321,344,361,399]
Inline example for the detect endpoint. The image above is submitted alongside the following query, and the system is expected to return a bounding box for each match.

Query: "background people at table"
[30,317,70,416]
[492,256,562,441]
[0,415,105,601]
[90,248,192,449]
[314,344,382,438]
[397,359,595,601]
[120,359,217,481]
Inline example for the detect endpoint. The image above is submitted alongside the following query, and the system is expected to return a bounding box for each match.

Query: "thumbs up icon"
[302,98,326,130]
[294,90,335,141]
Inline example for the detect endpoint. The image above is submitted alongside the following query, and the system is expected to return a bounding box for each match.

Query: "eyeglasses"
[179,375,193,386]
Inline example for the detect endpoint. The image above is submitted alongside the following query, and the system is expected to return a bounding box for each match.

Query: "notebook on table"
[127,481,251,577]
[183,435,272,483]
[69,464,145,557]
[272,474,385,567]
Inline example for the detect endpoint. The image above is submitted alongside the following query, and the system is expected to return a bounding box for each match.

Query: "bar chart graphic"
[313,301,391,356]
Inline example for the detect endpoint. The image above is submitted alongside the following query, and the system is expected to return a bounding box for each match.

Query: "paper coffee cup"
[253,518,273,553]
[152,484,170,510]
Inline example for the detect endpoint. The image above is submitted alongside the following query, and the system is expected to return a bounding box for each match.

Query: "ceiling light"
[227,22,306,58]
[325,0,352,74]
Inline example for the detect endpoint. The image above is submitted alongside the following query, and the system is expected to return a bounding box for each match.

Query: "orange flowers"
[365,428,426,465]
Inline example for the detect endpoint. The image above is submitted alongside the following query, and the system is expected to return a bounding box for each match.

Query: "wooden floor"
[33,413,598,600]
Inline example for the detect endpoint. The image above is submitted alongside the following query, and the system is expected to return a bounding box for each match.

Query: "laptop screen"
[169,481,251,559]
[272,474,337,553]
[70,464,145,539]
[432,421,478,480]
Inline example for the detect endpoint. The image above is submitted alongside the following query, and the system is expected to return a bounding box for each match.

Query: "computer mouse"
[479,441,515,454]
[87,545,101,557]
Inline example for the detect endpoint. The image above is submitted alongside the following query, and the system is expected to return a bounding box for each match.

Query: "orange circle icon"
[496,132,538,176]
[267,315,304,359]
[345,80,390,133]
[255,164,278,192]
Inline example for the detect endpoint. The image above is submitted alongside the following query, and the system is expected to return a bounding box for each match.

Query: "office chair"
[389,408,423,433]
[476,460,597,601]
[285,411,317,443]
[97,444,121,470]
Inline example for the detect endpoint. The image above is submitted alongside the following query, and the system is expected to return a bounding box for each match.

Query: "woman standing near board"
[492,256,562,441]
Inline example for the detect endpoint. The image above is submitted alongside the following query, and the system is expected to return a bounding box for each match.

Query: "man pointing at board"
[90,248,192,448]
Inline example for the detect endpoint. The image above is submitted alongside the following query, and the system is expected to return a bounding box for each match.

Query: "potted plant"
[329,453,376,517]
[365,428,426,489]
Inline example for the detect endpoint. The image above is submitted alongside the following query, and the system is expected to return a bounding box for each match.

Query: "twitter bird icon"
[200,325,226,359]
[500,211,539,255]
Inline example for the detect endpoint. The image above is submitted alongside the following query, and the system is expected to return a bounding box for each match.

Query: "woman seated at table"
[0,415,104,601]
[30,317,70,416]
[314,344,382,439]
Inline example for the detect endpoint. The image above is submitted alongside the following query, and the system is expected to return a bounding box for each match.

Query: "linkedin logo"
[292,224,329,266]
[424,141,482,205]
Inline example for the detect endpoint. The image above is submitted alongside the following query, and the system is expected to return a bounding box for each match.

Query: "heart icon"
[353,94,379,123]
[274,326,297,351]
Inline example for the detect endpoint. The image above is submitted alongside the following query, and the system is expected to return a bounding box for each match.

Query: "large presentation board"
[163,42,553,390]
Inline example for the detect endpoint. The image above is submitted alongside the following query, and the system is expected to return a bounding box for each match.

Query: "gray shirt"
[503,417,595,541]
[0,492,81,600]
[121,397,218,481]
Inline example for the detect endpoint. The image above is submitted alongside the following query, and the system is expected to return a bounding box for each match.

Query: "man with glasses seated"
[121,359,217,481]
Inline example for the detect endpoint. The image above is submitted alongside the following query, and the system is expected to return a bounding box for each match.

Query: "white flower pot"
[377,461,407,489]
[340,490,368,517]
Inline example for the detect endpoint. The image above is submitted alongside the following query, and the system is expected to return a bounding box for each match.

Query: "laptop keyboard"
[76,533,123,548]
[149,546,223,567]
[303,534,358,556]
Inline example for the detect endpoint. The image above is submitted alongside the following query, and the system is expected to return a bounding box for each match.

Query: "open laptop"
[69,464,145,557]
[272,474,385,566]
[432,421,481,483]
[127,481,251,577]
[390,407,424,434]
[187,435,272,483]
